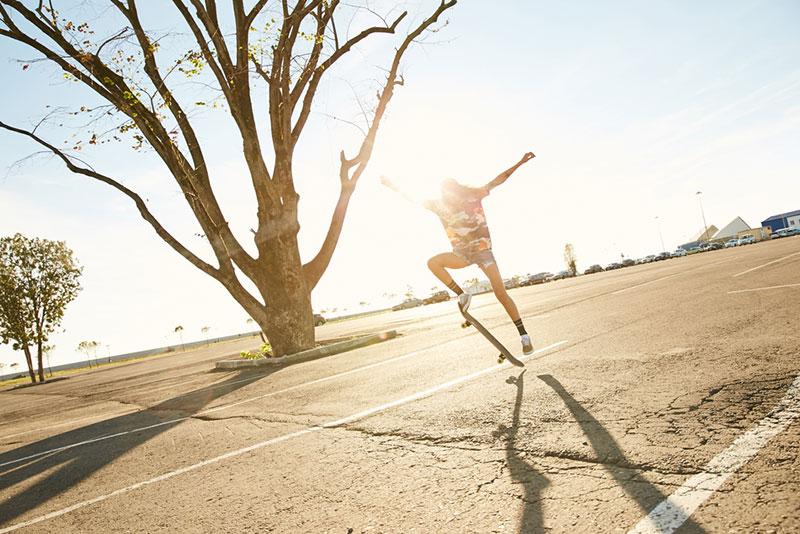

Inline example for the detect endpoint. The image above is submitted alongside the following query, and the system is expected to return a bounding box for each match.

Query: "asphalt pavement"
[0,237,798,533]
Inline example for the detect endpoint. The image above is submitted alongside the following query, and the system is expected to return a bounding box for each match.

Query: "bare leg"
[479,261,521,323]
[427,252,470,289]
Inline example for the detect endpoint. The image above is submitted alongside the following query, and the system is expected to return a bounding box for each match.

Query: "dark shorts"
[454,248,496,269]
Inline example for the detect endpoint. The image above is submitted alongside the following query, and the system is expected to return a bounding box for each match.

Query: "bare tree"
[0,1,457,356]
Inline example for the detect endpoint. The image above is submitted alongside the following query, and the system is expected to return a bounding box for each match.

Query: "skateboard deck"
[459,303,525,367]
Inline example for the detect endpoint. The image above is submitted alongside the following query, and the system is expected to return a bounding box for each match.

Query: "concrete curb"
[214,330,398,370]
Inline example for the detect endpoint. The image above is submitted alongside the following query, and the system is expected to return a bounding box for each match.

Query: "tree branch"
[291,8,406,144]
[302,0,457,289]
[0,120,220,279]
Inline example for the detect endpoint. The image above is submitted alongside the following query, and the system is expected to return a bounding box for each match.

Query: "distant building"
[713,217,750,242]
[737,227,772,242]
[679,224,719,250]
[761,209,800,233]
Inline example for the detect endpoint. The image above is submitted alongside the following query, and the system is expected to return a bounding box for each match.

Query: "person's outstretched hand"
[521,152,536,163]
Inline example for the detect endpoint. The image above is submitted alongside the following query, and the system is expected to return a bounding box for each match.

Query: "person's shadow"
[0,368,276,526]
[494,371,550,533]
[537,374,705,533]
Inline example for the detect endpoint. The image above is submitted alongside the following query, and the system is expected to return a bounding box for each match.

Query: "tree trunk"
[36,340,45,383]
[22,345,36,383]
[254,233,315,357]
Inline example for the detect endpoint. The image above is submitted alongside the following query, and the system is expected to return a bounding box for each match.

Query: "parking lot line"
[611,273,682,295]
[0,336,485,469]
[728,283,800,294]
[628,373,800,534]
[732,250,800,278]
[0,410,140,442]
[0,341,567,533]
[611,258,732,296]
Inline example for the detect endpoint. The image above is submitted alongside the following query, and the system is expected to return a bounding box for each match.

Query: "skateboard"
[459,303,525,367]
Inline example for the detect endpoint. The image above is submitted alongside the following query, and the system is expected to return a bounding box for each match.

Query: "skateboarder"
[381,152,536,355]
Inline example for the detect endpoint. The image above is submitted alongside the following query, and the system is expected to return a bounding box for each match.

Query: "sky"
[1,0,799,368]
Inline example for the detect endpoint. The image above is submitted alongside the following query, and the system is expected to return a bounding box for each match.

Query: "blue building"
[761,210,800,233]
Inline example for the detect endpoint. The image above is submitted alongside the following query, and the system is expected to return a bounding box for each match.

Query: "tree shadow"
[0,368,278,526]
[537,374,705,533]
[494,371,550,533]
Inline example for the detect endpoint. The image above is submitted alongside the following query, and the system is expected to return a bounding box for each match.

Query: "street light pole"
[655,216,666,253]
[696,191,709,243]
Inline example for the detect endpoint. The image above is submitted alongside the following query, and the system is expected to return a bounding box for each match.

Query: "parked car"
[724,239,739,247]
[584,264,604,275]
[686,247,702,255]
[671,249,687,257]
[605,262,623,270]
[392,298,423,311]
[622,258,636,267]
[503,278,521,289]
[738,235,756,245]
[523,272,553,285]
[551,270,574,280]
[771,227,800,239]
[701,242,723,251]
[314,314,326,326]
[644,255,657,263]
[657,252,672,260]
[422,291,450,305]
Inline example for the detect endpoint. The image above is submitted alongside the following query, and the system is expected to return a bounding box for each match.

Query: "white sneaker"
[521,334,533,355]
[458,292,472,311]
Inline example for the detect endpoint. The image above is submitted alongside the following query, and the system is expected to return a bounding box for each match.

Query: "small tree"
[404,285,416,300]
[43,344,54,377]
[564,244,578,276]
[0,234,82,383]
[77,340,100,368]
[173,325,184,350]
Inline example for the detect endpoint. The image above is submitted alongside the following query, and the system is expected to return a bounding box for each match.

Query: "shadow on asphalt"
[0,369,276,526]
[496,370,550,533]
[537,374,705,533]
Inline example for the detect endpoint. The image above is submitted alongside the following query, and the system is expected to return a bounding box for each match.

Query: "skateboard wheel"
[461,321,471,328]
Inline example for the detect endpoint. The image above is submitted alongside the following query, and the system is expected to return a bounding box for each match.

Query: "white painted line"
[0,338,470,469]
[612,273,680,295]
[612,258,732,296]
[0,341,567,533]
[0,410,140,442]
[728,283,800,294]
[732,250,800,278]
[628,373,800,534]
[0,377,259,444]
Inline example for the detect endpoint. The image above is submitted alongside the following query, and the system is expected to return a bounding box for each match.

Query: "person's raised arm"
[381,175,427,206]
[484,152,536,192]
